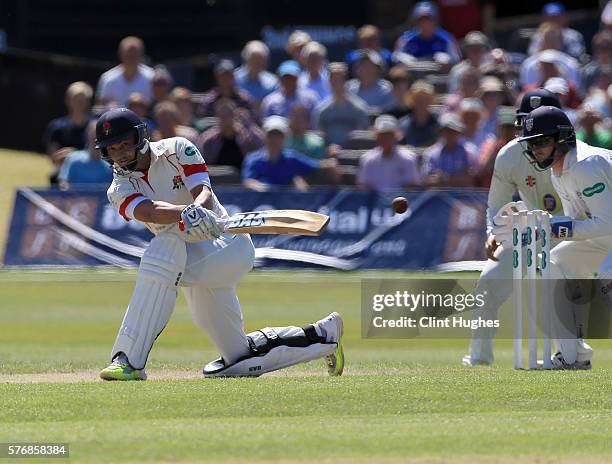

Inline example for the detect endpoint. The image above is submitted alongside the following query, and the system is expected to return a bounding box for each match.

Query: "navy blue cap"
[516,89,561,117]
[95,108,144,149]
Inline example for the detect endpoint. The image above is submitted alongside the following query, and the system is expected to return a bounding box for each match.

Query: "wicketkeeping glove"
[179,204,225,242]
[491,201,528,245]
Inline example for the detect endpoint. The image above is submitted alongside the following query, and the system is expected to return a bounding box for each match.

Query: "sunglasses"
[527,136,555,150]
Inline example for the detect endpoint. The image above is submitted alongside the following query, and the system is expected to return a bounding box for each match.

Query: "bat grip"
[178,218,228,232]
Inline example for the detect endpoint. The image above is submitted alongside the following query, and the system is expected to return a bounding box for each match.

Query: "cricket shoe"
[550,351,592,370]
[461,354,491,367]
[316,312,344,376]
[99,355,147,381]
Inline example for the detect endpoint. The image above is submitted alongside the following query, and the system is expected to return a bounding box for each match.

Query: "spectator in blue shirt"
[57,121,113,189]
[345,25,394,69]
[242,116,338,191]
[298,41,331,102]
[346,50,395,114]
[261,61,320,120]
[394,1,461,67]
[44,81,94,155]
[234,40,279,105]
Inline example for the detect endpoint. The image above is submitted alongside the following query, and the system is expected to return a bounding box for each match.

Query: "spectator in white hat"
[421,113,478,187]
[458,97,494,152]
[448,31,492,94]
[235,40,279,104]
[357,115,420,191]
[544,76,577,124]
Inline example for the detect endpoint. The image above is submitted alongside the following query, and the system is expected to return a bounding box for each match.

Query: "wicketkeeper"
[95,108,344,380]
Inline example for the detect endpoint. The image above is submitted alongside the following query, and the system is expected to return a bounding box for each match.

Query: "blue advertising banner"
[3,187,488,270]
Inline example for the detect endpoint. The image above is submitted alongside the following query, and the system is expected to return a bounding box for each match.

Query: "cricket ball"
[392,196,409,214]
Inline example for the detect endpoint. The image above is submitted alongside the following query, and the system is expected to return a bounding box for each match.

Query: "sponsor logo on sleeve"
[184,146,199,157]
[582,182,605,197]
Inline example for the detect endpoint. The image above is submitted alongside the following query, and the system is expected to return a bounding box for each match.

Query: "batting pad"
[203,342,336,377]
[112,233,187,369]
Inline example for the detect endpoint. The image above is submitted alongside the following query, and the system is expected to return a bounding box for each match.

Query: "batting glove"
[180,204,224,242]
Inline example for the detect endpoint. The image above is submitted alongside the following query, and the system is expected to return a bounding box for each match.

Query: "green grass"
[0,148,49,250]
[1,270,612,463]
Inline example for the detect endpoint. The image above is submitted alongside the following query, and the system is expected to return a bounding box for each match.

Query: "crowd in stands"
[44,1,612,192]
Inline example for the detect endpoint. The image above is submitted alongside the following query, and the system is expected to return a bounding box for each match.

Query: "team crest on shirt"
[529,96,541,109]
[172,175,184,190]
[543,194,557,212]
[525,175,536,187]
[525,118,534,132]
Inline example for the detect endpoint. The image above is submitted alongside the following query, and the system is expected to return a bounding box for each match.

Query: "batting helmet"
[517,105,575,170]
[515,89,561,132]
[95,108,148,168]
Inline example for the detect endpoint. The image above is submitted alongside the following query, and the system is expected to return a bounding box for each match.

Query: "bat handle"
[178,218,229,232]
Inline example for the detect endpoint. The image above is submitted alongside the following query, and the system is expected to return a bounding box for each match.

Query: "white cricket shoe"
[316,312,344,376]
[462,354,491,367]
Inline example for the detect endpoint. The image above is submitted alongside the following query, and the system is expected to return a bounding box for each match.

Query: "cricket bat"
[180,209,330,236]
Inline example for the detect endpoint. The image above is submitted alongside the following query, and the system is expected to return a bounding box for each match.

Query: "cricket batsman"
[463,89,567,366]
[493,105,612,369]
[94,108,344,380]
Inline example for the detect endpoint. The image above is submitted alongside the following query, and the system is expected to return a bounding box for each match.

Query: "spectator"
[286,30,312,66]
[544,77,578,123]
[479,76,506,138]
[44,81,94,155]
[386,65,413,119]
[480,48,520,96]
[313,62,370,147]
[96,36,153,106]
[127,92,157,133]
[286,104,326,160]
[169,87,195,128]
[584,81,612,120]
[261,60,320,119]
[421,113,478,187]
[476,106,516,187]
[298,41,331,102]
[394,1,461,66]
[235,40,279,104]
[346,50,395,113]
[574,105,612,149]
[603,1,612,32]
[528,3,586,61]
[520,29,581,89]
[195,59,255,119]
[448,31,491,94]
[57,121,113,189]
[458,97,494,152]
[357,115,420,191]
[398,80,439,147]
[242,116,339,191]
[152,101,199,144]
[345,25,394,68]
[445,66,481,111]
[582,31,612,95]
[197,99,265,170]
[151,65,174,107]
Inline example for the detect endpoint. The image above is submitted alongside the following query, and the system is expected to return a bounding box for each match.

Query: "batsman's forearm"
[133,200,186,224]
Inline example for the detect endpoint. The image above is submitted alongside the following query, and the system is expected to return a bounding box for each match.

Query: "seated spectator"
[49,148,74,187]
[195,59,255,119]
[528,3,586,61]
[198,99,265,170]
[44,81,94,155]
[261,60,320,119]
[127,92,157,133]
[458,98,494,152]
[520,26,581,89]
[235,40,279,104]
[421,113,478,188]
[445,66,481,112]
[575,105,612,149]
[544,77,578,123]
[285,30,312,66]
[480,48,520,97]
[152,101,199,144]
[357,115,420,191]
[478,76,506,138]
[345,25,394,69]
[286,104,326,159]
[346,50,395,114]
[582,31,612,95]
[242,116,339,191]
[169,87,195,128]
[448,31,491,94]
[476,106,516,187]
[151,65,174,107]
[398,80,439,147]
[386,65,413,119]
[313,62,370,147]
[298,41,331,102]
[57,121,113,189]
[96,36,153,106]
[394,1,461,66]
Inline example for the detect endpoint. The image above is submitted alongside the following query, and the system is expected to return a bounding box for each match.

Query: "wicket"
[512,210,553,369]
